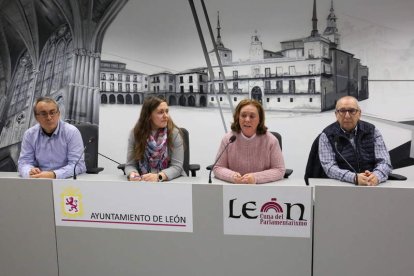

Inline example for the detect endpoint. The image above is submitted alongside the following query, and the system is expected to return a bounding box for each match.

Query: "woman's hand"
[141,173,158,182]
[232,172,255,184]
[240,173,256,184]
[232,172,242,183]
[128,171,141,181]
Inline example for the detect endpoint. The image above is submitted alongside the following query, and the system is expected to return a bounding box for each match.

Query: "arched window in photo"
[50,40,66,92]
[63,40,73,86]
[7,53,34,118]
[1,51,35,146]
[35,25,73,100]
[41,43,56,95]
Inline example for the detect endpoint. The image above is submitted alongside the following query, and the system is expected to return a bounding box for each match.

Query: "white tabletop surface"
[2,164,411,187]
[0,171,309,186]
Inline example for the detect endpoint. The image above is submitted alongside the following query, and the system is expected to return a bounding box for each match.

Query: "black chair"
[0,147,17,172]
[206,131,293,178]
[304,134,327,185]
[304,134,406,185]
[117,127,200,177]
[71,122,104,174]
[270,131,293,178]
[180,128,201,176]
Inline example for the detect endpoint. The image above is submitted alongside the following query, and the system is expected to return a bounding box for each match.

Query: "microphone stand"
[98,153,121,165]
[73,138,94,180]
[208,135,236,183]
[334,136,358,184]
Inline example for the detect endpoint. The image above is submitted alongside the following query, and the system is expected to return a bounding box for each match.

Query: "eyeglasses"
[35,110,59,118]
[336,108,359,116]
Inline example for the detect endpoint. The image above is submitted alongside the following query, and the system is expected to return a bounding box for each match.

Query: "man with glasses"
[318,96,392,186]
[18,97,86,178]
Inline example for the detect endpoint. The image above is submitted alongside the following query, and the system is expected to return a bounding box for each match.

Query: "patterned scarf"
[139,128,169,174]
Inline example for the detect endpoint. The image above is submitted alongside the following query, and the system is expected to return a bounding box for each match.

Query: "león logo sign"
[229,197,307,226]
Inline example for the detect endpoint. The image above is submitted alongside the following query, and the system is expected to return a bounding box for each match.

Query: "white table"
[311,177,414,276]
[0,173,312,276]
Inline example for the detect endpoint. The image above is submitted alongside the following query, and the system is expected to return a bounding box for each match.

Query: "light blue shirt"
[18,120,87,179]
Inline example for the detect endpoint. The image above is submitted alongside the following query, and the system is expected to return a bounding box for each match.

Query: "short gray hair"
[335,96,360,110]
[33,97,60,115]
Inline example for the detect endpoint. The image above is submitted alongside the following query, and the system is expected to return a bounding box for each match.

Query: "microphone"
[208,135,236,183]
[73,137,95,180]
[334,136,358,183]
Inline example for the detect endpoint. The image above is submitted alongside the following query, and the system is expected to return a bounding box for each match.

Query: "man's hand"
[357,170,379,186]
[29,167,41,176]
[30,170,55,179]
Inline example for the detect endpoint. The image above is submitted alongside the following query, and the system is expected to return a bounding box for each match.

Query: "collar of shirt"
[240,132,257,140]
[340,125,357,148]
[39,120,62,137]
[340,125,358,138]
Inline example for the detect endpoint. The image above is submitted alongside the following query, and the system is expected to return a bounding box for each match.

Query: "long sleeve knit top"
[213,131,286,184]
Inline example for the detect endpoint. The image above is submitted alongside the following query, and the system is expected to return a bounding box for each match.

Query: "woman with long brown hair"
[125,97,184,182]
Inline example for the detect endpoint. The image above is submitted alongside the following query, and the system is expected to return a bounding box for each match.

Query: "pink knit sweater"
[213,131,286,184]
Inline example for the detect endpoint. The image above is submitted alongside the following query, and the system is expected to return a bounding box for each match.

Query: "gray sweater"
[125,127,184,180]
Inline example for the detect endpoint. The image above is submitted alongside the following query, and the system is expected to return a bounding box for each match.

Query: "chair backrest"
[179,127,191,176]
[270,131,282,150]
[304,134,328,185]
[0,146,17,172]
[270,131,293,178]
[71,122,103,173]
[0,156,17,172]
[388,141,414,169]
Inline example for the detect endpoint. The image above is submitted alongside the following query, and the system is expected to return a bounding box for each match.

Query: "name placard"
[223,185,312,237]
[53,180,193,232]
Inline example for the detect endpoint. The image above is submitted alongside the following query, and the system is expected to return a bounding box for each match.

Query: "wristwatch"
[158,173,163,182]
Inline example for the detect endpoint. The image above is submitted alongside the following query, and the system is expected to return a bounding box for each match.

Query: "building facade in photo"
[100,60,148,105]
[100,0,368,112]
[205,0,368,112]
[146,68,209,107]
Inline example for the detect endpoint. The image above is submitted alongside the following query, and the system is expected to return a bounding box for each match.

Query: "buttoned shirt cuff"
[54,169,65,179]
[21,170,30,178]
[343,171,356,184]
[373,170,387,183]
[19,166,31,178]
